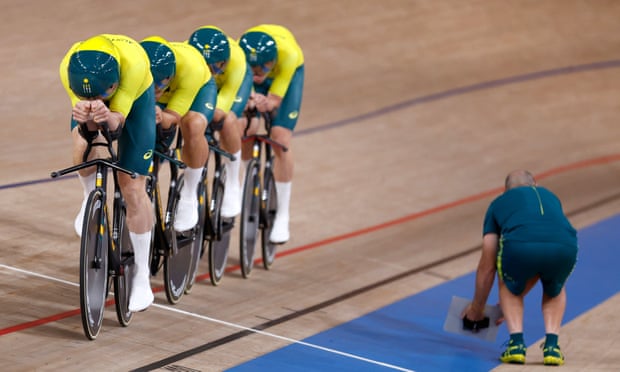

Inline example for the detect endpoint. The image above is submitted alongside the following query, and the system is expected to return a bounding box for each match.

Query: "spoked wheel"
[79,190,109,340]
[261,167,278,270]
[163,177,193,304]
[113,204,133,327]
[239,159,260,278]
[185,170,209,294]
[208,166,232,286]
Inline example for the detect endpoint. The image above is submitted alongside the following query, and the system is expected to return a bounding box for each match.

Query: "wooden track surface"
[2,1,620,371]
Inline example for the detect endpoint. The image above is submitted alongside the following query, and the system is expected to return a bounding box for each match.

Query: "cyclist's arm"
[158,106,181,130]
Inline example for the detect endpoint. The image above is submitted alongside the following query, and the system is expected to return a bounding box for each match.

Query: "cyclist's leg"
[221,68,252,218]
[175,78,216,231]
[117,85,156,312]
[70,120,105,237]
[268,65,304,243]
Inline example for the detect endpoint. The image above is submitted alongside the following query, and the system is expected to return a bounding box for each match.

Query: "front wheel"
[239,159,260,278]
[79,190,109,340]
[113,202,133,327]
[163,176,192,304]
[261,167,278,270]
[207,165,230,285]
[186,169,209,294]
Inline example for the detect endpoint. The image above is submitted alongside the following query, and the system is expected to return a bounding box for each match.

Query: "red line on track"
[2,153,620,337]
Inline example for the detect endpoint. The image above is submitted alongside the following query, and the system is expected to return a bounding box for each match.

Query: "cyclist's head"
[68,35,120,99]
[239,31,277,71]
[140,36,176,91]
[187,26,230,75]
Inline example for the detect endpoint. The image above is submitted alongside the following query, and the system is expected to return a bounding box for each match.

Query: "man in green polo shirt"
[462,170,578,366]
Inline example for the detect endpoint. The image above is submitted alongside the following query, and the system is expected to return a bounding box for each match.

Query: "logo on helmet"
[82,78,92,95]
[249,48,258,63]
[203,45,211,59]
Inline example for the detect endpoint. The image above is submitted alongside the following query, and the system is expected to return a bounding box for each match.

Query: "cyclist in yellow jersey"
[59,34,156,312]
[188,26,254,218]
[140,36,217,231]
[239,24,305,244]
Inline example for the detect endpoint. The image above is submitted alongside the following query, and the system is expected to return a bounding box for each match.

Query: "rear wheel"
[239,159,260,278]
[261,166,278,270]
[79,190,109,340]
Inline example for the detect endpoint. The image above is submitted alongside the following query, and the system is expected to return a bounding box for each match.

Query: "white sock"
[275,181,292,218]
[226,151,241,189]
[129,231,152,272]
[78,173,96,198]
[181,167,203,199]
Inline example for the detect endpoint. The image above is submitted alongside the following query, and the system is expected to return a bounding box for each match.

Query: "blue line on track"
[229,214,620,371]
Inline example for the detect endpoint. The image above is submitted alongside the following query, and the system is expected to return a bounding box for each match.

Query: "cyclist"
[59,34,155,312]
[238,24,305,244]
[187,25,252,218]
[140,36,217,231]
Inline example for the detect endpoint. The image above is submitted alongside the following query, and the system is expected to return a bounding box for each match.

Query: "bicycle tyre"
[208,165,230,285]
[185,169,209,293]
[239,159,260,278]
[261,166,278,270]
[163,176,192,304]
[113,202,133,327]
[79,190,109,340]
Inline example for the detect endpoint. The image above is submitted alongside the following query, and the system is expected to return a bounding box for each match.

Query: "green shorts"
[497,240,578,297]
[71,84,156,176]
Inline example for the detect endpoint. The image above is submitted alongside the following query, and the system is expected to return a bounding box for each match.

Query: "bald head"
[505,170,536,190]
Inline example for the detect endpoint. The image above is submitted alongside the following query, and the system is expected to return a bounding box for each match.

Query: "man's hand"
[90,99,111,123]
[461,302,486,322]
[155,105,163,125]
[252,93,270,113]
[72,101,92,123]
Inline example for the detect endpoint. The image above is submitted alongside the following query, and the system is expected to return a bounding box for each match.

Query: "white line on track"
[0,263,414,372]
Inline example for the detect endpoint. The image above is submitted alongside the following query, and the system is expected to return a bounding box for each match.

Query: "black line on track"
[132,190,620,371]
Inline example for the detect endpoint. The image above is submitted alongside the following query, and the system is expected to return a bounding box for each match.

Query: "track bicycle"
[147,127,200,304]
[239,109,288,278]
[51,122,134,340]
[186,125,236,288]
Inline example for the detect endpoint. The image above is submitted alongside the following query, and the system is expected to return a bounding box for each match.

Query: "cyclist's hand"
[155,105,163,124]
[72,101,92,123]
[253,93,270,113]
[90,100,110,123]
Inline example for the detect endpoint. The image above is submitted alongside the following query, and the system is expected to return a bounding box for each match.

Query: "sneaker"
[269,214,290,244]
[174,197,198,231]
[543,344,564,366]
[500,340,526,364]
[128,270,154,312]
[220,183,241,218]
[74,198,88,237]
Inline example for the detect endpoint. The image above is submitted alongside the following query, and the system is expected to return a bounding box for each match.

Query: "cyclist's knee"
[180,112,207,138]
